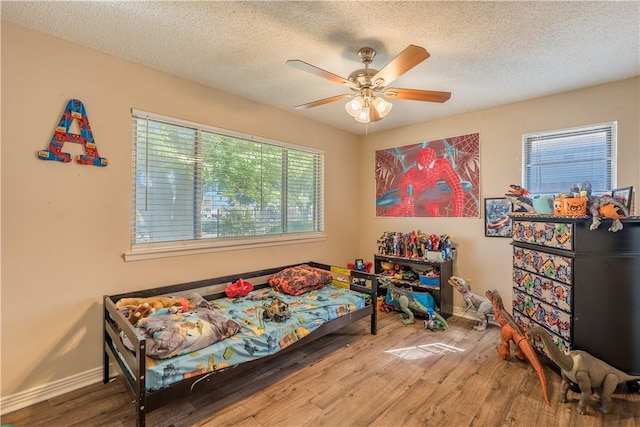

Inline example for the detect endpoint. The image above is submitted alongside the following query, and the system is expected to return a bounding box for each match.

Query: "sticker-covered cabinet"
[510,214,640,377]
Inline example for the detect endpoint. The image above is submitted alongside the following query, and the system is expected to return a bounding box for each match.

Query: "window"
[128,110,324,260]
[523,122,616,195]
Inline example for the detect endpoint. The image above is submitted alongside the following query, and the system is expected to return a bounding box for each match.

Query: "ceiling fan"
[287,45,451,123]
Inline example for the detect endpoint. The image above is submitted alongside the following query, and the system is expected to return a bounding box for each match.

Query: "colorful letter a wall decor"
[38,99,108,166]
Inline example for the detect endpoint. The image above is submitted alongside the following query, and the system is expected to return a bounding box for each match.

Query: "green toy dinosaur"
[528,326,640,415]
[380,278,448,328]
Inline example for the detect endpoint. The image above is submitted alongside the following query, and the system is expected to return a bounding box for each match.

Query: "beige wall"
[359,77,640,311]
[0,23,361,399]
[1,21,639,404]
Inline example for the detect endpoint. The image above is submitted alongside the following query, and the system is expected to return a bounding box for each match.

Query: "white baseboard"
[0,366,114,416]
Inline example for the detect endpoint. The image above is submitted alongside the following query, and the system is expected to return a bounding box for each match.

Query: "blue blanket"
[142,284,366,391]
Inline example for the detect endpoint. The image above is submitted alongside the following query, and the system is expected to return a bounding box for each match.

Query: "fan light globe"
[355,107,371,123]
[372,97,393,117]
[345,96,364,117]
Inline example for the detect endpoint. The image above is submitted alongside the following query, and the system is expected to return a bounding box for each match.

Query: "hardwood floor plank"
[2,312,638,427]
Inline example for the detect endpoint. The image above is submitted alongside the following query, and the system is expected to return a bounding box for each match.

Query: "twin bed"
[103,262,378,426]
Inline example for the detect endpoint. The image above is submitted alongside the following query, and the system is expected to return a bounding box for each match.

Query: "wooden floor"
[3,313,639,427]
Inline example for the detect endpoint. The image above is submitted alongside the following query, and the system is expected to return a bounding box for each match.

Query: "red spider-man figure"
[388,147,463,217]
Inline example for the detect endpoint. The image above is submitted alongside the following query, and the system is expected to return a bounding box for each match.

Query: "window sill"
[123,233,327,262]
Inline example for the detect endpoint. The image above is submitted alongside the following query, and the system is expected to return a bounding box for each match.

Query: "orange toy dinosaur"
[486,289,550,405]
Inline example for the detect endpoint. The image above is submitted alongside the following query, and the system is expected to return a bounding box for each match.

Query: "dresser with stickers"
[509,214,640,377]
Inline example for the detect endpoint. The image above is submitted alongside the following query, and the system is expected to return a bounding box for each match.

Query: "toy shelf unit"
[374,254,453,318]
[509,214,640,380]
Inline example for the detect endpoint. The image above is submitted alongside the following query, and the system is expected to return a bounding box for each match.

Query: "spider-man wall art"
[376,133,480,217]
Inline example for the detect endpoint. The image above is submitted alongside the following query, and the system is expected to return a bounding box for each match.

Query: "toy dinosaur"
[485,289,550,404]
[527,326,640,415]
[448,276,493,330]
[588,195,628,232]
[505,185,534,212]
[380,278,448,328]
[423,308,448,331]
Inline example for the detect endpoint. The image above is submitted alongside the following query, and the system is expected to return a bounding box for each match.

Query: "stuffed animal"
[116,296,193,312]
[126,302,156,325]
[116,296,194,325]
[225,278,254,297]
[588,195,628,232]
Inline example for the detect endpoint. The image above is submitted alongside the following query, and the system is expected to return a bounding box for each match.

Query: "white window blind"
[523,122,616,195]
[130,110,324,255]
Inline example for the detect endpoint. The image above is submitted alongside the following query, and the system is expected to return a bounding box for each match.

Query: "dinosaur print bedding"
[124,284,366,391]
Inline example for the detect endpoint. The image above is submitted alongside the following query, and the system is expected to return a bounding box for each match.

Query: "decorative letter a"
[38,99,108,166]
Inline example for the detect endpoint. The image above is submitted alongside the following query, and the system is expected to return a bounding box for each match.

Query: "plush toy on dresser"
[588,195,629,232]
[448,276,493,330]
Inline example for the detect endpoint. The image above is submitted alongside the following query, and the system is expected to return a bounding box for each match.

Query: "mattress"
[141,284,366,391]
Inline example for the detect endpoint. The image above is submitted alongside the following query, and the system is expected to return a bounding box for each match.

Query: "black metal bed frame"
[103,261,378,426]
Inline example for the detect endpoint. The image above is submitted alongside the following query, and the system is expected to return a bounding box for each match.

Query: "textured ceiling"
[2,1,639,135]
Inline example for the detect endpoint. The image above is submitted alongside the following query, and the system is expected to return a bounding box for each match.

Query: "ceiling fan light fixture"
[346,95,392,123]
[372,96,393,118]
[288,44,450,126]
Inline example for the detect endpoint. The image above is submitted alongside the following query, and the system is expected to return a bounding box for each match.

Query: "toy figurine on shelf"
[394,232,403,257]
[429,234,440,252]
[408,231,418,258]
[377,230,455,260]
[441,234,452,259]
[416,229,428,258]
[377,232,388,255]
[380,261,395,276]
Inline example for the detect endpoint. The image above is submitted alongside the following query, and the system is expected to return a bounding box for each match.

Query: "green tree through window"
[132,111,324,248]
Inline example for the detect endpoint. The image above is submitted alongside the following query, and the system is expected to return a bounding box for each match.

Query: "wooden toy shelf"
[374,254,453,318]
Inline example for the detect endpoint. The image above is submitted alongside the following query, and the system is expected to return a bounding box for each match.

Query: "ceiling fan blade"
[294,94,352,110]
[383,88,451,103]
[287,60,357,89]
[372,45,430,88]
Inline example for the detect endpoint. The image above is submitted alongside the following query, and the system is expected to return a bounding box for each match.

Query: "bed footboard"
[103,261,377,426]
[103,295,148,425]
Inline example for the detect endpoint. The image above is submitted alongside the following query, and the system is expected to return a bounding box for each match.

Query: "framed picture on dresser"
[612,186,633,213]
[484,197,513,237]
